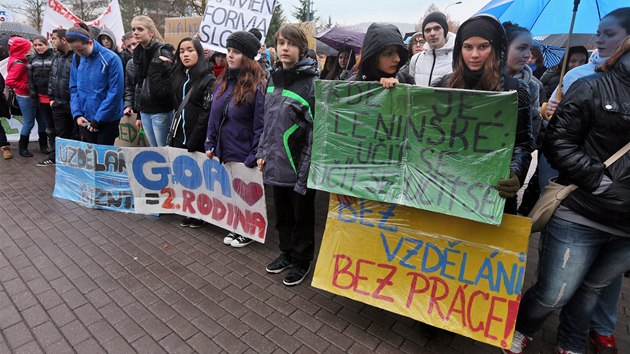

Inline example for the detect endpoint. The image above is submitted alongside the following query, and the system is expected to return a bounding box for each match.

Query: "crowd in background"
[0,7,629,354]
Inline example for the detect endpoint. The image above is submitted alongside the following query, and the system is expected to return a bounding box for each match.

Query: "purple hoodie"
[205,70,265,168]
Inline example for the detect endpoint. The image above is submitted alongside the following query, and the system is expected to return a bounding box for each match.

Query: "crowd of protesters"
[0,6,629,354]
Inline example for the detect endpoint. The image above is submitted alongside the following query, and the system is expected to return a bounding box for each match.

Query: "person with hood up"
[97,28,122,61]
[504,35,630,354]
[67,23,124,145]
[433,15,533,215]
[124,15,175,147]
[256,24,319,287]
[409,12,456,86]
[5,36,48,157]
[205,31,265,246]
[539,46,588,101]
[28,36,55,159]
[0,35,12,159]
[350,23,414,86]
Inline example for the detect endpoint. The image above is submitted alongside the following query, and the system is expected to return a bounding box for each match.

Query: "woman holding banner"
[205,31,265,248]
[432,15,533,215]
[169,37,216,229]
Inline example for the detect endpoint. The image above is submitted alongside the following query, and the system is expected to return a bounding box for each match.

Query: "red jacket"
[5,37,31,96]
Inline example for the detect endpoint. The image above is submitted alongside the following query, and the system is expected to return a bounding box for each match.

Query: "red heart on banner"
[232,179,264,206]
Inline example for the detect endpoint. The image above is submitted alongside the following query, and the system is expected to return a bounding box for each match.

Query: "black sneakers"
[36,158,55,167]
[266,254,292,274]
[189,219,206,228]
[283,264,311,286]
[180,217,193,227]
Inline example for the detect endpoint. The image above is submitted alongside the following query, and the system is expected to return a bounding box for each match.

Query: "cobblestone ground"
[0,146,628,354]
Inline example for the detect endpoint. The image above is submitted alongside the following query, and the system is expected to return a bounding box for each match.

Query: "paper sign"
[312,198,531,349]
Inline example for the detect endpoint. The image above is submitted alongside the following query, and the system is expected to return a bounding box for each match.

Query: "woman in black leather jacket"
[432,15,533,215]
[505,37,630,354]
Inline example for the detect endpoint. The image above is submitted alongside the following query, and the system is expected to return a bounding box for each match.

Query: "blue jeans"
[140,111,173,147]
[16,96,46,136]
[516,217,630,351]
[537,149,621,336]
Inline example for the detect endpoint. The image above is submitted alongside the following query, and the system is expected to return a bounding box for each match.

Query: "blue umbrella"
[532,40,565,67]
[475,0,626,36]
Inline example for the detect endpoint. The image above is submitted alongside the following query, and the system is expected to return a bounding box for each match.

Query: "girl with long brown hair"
[433,15,533,215]
[205,31,265,247]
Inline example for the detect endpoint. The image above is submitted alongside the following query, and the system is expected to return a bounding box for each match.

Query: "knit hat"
[226,31,260,60]
[458,17,502,48]
[422,12,449,35]
[248,28,263,42]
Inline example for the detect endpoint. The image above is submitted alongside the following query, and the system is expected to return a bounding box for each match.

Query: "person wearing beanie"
[433,14,533,216]
[204,30,266,247]
[409,11,456,86]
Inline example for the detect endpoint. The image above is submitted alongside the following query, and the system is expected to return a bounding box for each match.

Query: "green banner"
[308,81,518,225]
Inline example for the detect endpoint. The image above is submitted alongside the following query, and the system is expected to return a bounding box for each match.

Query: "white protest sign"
[122,147,268,243]
[0,7,13,23]
[41,0,124,50]
[199,0,276,52]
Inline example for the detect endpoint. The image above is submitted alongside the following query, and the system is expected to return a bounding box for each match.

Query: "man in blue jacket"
[66,23,123,145]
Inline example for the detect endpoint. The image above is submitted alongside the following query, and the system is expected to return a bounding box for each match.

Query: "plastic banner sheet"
[309,81,518,225]
[122,147,267,243]
[312,198,531,349]
[53,138,136,212]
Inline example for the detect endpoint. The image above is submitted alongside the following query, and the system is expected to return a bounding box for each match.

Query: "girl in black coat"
[432,15,533,215]
[169,37,216,229]
[27,36,54,155]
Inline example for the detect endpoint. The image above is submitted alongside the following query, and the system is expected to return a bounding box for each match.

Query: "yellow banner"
[312,199,531,349]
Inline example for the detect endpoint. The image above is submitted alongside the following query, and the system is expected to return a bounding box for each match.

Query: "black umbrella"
[0,22,40,40]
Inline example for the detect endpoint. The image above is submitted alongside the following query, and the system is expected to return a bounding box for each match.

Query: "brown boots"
[1,145,12,159]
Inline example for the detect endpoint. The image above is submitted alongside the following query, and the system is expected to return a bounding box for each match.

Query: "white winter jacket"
[409,32,456,86]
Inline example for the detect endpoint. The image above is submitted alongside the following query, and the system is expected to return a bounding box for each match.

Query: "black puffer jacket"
[125,40,175,113]
[48,49,74,104]
[543,51,630,234]
[28,49,53,99]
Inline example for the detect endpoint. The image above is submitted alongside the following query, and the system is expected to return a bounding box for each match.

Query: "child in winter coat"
[256,24,319,286]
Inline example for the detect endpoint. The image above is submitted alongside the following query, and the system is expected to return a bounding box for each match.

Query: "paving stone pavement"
[0,147,629,354]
